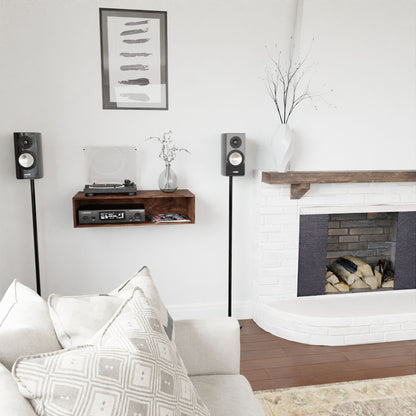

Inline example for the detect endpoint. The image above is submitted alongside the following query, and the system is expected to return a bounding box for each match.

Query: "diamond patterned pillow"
[111,266,175,341]
[13,288,210,416]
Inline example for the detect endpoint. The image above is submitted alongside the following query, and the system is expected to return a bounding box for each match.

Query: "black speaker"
[221,133,245,176]
[14,132,43,180]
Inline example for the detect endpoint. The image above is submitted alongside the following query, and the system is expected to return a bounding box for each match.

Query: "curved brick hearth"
[253,290,416,346]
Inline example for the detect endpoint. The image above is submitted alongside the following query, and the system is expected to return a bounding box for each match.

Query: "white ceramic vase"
[271,123,294,172]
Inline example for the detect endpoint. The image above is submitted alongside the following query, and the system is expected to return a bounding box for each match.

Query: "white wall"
[0,0,294,317]
[293,0,416,170]
[1,0,415,319]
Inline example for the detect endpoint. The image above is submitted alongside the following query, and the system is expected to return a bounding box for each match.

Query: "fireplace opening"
[297,211,416,297]
[325,213,397,294]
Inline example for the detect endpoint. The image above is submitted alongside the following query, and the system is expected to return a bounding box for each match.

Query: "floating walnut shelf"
[262,171,416,199]
[72,189,195,228]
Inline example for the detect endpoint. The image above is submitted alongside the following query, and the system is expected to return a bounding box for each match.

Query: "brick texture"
[326,212,398,267]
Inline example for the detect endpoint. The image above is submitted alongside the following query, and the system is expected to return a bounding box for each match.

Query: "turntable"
[84,179,137,196]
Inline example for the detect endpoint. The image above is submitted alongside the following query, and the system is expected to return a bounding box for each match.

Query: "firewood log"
[326,274,339,285]
[363,275,378,290]
[338,257,358,273]
[330,261,359,286]
[326,271,334,278]
[343,255,374,277]
[382,270,394,283]
[334,282,349,292]
[325,283,339,293]
[376,259,394,283]
[382,280,394,288]
[374,262,383,274]
[350,278,370,290]
[374,270,382,288]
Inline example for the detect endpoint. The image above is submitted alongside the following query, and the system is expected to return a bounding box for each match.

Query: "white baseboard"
[167,300,253,321]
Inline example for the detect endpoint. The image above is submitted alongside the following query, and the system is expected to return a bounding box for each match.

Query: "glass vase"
[158,162,178,193]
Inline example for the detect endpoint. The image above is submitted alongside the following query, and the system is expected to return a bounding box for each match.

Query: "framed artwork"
[99,8,168,110]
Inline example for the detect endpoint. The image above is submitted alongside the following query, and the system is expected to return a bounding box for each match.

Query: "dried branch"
[146,130,190,163]
[264,43,320,124]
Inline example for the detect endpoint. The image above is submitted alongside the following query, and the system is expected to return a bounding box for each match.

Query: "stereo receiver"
[78,205,145,225]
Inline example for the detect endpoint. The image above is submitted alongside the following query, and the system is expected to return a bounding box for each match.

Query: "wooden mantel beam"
[262,170,416,199]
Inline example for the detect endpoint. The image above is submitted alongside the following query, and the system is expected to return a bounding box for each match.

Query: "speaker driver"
[18,153,35,168]
[19,136,33,149]
[230,136,242,148]
[229,151,243,166]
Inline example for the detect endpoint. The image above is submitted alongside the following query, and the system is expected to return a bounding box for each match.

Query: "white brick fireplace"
[253,172,416,345]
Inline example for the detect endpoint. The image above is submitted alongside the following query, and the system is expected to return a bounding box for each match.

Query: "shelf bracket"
[291,183,310,199]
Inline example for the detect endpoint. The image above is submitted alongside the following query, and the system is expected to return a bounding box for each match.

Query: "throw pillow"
[13,288,210,416]
[0,280,61,370]
[48,294,123,348]
[48,266,174,348]
[111,266,175,341]
[0,362,37,416]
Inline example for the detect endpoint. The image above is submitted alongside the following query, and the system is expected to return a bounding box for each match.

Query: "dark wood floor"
[240,319,416,392]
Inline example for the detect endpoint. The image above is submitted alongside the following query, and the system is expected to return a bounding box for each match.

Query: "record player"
[83,179,137,196]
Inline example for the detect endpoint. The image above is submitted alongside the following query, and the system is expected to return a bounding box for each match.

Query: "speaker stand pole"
[228,175,233,318]
[30,179,41,296]
[227,176,242,329]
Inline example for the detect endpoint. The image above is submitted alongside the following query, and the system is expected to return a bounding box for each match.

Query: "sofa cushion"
[191,375,265,416]
[49,266,174,348]
[175,318,240,376]
[0,362,36,416]
[14,288,209,416]
[0,280,61,370]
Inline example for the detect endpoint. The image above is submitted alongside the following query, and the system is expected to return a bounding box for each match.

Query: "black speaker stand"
[227,176,242,329]
[30,179,41,296]
[228,176,233,318]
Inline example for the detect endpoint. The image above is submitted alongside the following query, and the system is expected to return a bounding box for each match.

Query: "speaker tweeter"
[221,133,245,176]
[14,132,43,179]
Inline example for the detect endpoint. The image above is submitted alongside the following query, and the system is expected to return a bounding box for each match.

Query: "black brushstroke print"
[120,64,149,71]
[125,20,149,26]
[120,52,152,57]
[120,28,148,36]
[123,38,150,44]
[120,93,150,102]
[118,78,150,86]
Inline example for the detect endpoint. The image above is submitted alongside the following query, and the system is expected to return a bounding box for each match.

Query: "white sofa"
[0,318,264,416]
[0,273,264,416]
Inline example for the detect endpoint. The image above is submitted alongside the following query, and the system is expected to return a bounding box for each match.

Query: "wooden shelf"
[262,170,416,199]
[72,189,195,228]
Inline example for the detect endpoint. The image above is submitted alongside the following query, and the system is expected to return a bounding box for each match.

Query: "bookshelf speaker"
[14,132,43,180]
[221,133,245,176]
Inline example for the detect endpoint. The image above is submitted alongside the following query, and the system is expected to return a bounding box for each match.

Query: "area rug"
[255,375,416,416]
